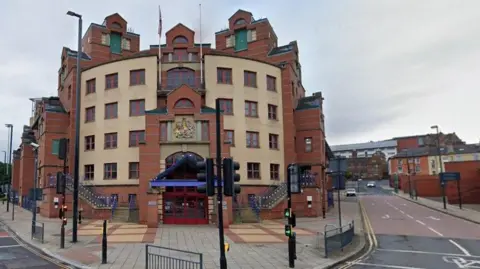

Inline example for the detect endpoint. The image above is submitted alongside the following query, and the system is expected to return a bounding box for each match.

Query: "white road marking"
[393,206,399,210]
[377,248,480,258]
[399,210,405,214]
[427,216,440,221]
[402,204,407,206]
[382,214,390,219]
[416,220,426,225]
[0,244,21,249]
[449,239,472,256]
[406,214,414,219]
[428,227,444,236]
[352,262,426,269]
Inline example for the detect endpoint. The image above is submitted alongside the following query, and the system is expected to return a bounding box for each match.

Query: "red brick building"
[12,10,328,226]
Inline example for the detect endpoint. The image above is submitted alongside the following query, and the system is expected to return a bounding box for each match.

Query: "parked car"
[367,181,376,188]
[345,188,357,197]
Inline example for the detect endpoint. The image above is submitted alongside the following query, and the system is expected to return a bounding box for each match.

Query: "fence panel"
[31,221,44,244]
[324,220,355,258]
[145,245,203,269]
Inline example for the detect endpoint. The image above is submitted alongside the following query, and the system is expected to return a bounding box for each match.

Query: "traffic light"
[197,158,215,196]
[58,138,68,160]
[56,172,66,195]
[223,158,240,197]
[285,224,292,237]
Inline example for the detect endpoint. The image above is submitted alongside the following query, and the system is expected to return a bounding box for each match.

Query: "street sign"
[439,172,460,182]
[328,157,347,173]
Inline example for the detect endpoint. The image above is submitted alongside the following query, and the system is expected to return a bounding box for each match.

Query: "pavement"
[344,180,480,269]
[0,198,366,269]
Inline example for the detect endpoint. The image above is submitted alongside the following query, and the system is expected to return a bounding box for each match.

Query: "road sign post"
[439,172,461,209]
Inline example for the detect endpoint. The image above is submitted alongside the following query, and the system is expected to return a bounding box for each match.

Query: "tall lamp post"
[431,125,446,209]
[5,124,13,212]
[2,150,6,196]
[67,10,83,243]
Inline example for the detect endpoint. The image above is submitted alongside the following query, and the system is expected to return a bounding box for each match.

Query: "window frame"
[130,99,146,116]
[84,164,94,180]
[244,71,257,87]
[128,162,140,179]
[225,130,235,146]
[246,131,260,148]
[219,99,234,115]
[130,69,146,86]
[85,106,96,123]
[245,101,258,117]
[217,68,233,84]
[86,79,96,94]
[269,134,279,150]
[268,104,277,120]
[266,75,276,91]
[270,164,280,180]
[129,130,145,147]
[105,73,119,89]
[247,162,261,179]
[104,132,118,149]
[84,135,95,151]
[305,137,313,152]
[104,163,118,180]
[104,102,118,119]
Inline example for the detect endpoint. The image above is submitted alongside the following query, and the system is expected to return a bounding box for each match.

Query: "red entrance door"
[163,187,208,225]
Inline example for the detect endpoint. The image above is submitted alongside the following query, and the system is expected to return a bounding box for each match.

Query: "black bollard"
[102,220,107,264]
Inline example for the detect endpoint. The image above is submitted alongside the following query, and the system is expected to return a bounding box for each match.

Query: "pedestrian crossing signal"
[285,225,292,237]
[284,208,291,218]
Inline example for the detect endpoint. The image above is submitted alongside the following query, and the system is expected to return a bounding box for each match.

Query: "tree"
[0,162,12,185]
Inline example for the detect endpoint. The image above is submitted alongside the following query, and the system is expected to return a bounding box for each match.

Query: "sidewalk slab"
[0,201,367,269]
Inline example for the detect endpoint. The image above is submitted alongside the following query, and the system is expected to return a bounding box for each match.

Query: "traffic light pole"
[287,165,295,268]
[215,98,228,269]
[60,158,67,249]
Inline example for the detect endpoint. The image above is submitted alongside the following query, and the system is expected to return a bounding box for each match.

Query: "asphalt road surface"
[348,181,480,269]
[0,226,62,269]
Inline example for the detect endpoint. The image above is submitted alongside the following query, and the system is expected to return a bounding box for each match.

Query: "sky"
[0,0,479,156]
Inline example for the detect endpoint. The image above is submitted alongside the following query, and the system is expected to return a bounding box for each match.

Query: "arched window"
[173,36,188,44]
[165,152,203,167]
[112,22,122,29]
[166,68,196,90]
[235,18,247,25]
[174,98,194,108]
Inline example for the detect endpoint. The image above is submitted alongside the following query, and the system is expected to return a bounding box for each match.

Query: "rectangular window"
[268,104,277,120]
[246,131,259,148]
[85,106,95,122]
[122,38,131,50]
[105,102,118,119]
[84,165,94,180]
[247,162,260,179]
[173,49,188,61]
[247,30,257,42]
[234,29,248,51]
[305,137,312,152]
[86,79,96,94]
[130,69,145,85]
[101,33,110,45]
[217,68,232,84]
[270,164,280,180]
[160,122,168,142]
[219,99,233,115]
[110,33,122,54]
[226,35,234,48]
[52,140,60,155]
[201,121,209,141]
[269,134,279,150]
[104,133,118,149]
[104,163,118,179]
[245,101,258,117]
[225,130,235,146]
[130,99,145,116]
[244,71,257,87]
[129,162,140,179]
[105,73,118,89]
[267,75,276,91]
[84,135,95,151]
[129,130,145,147]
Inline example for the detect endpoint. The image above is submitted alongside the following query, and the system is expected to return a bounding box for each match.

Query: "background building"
[346,151,388,180]
[12,10,328,226]
[331,140,397,159]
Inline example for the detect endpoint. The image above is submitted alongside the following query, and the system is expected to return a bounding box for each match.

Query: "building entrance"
[163,187,208,225]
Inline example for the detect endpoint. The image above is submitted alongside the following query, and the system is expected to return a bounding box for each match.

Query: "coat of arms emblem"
[174,118,195,139]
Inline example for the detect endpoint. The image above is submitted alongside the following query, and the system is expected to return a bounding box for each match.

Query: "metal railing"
[145,245,203,269]
[31,220,44,244]
[322,220,355,258]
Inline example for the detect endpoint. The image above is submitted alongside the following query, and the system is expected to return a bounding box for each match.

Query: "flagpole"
[199,3,203,85]
[158,6,162,87]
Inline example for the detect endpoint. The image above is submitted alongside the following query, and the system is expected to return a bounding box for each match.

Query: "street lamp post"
[67,10,83,243]
[2,150,6,199]
[431,125,446,209]
[5,124,13,214]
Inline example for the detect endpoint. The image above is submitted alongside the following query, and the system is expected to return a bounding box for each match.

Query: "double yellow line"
[337,200,378,269]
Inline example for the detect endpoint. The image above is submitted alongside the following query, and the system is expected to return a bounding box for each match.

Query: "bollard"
[102,220,107,264]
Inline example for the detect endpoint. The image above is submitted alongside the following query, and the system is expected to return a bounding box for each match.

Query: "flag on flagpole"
[158,6,162,36]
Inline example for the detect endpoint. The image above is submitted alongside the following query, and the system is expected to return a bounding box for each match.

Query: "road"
[348,180,480,269]
[0,225,63,268]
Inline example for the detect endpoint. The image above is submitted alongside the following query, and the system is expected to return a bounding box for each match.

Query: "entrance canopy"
[150,180,205,188]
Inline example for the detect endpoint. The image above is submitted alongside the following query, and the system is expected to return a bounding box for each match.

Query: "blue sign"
[328,157,347,173]
[439,172,460,182]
